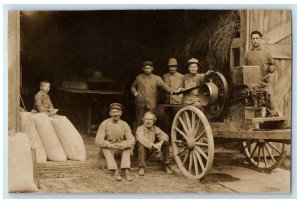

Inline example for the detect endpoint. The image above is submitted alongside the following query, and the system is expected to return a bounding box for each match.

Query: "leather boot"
[113,170,121,181]
[124,169,132,181]
[164,165,174,175]
[138,167,145,176]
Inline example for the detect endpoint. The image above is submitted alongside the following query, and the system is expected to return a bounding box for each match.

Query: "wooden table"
[57,87,124,135]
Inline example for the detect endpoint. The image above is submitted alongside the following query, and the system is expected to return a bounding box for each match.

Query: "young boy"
[33,81,58,116]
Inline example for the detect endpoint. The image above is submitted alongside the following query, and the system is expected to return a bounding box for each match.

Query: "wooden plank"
[274,67,291,105]
[263,44,291,59]
[212,129,291,140]
[8,11,21,131]
[264,22,291,44]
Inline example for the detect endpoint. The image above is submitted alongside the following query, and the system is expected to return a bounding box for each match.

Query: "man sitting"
[95,103,135,181]
[136,111,174,176]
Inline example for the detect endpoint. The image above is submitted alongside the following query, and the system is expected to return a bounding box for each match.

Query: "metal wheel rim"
[242,139,286,171]
[171,105,214,179]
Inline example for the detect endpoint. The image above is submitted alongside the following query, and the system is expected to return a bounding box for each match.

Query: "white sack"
[51,116,86,161]
[33,113,67,161]
[20,112,47,164]
[9,132,38,192]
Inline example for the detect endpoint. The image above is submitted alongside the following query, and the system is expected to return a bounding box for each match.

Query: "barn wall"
[232,10,291,123]
[8,11,21,132]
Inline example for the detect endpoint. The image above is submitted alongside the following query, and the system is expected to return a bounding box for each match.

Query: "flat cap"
[109,103,124,111]
[142,60,154,67]
[187,58,200,65]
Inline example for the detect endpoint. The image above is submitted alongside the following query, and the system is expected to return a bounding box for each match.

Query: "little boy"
[33,81,58,116]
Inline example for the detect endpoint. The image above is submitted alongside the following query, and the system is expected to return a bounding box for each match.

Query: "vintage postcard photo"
[7,8,292,195]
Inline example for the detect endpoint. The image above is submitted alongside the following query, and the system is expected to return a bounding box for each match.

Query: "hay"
[181,11,240,71]
[209,11,240,67]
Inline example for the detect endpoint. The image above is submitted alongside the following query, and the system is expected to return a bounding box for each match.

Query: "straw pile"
[209,11,240,67]
[181,11,240,71]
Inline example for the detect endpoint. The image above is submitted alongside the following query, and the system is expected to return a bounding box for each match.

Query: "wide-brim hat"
[142,60,154,67]
[168,58,178,66]
[109,103,124,111]
[187,58,200,65]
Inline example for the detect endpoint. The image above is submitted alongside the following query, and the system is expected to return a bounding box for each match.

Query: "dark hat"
[109,103,124,111]
[142,60,154,67]
[168,58,178,66]
[187,58,200,65]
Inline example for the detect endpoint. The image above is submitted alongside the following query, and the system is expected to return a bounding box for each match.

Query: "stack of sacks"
[50,116,86,161]
[32,113,67,162]
[20,112,47,164]
[9,132,39,192]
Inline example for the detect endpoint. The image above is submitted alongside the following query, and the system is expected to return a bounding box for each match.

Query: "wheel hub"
[186,137,195,149]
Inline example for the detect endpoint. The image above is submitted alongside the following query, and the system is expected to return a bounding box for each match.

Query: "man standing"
[163,58,184,104]
[131,60,172,133]
[136,111,174,176]
[95,103,135,181]
[244,31,277,116]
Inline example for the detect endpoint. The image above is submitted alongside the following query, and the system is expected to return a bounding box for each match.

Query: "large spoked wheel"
[242,139,286,172]
[171,105,214,179]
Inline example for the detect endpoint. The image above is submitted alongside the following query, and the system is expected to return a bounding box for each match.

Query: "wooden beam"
[8,11,21,132]
[264,22,291,44]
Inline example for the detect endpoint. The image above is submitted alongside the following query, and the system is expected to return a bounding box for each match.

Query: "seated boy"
[33,81,58,116]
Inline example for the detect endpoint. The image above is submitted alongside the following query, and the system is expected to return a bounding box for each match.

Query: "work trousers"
[137,142,170,167]
[101,148,131,170]
[264,85,277,116]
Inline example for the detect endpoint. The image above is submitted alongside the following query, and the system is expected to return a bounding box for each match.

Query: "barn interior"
[20,10,239,134]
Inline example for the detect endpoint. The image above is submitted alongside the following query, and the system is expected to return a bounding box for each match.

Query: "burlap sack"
[51,116,86,161]
[9,132,38,192]
[20,112,47,164]
[33,113,67,161]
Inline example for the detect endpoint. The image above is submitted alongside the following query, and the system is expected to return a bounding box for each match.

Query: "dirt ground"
[34,136,291,194]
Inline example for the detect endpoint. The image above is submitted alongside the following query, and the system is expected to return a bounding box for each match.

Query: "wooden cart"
[160,67,291,180]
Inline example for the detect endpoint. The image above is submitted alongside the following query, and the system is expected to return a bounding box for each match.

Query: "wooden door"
[231,10,292,124]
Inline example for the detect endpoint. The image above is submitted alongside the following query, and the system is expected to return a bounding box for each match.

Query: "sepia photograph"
[6,7,293,196]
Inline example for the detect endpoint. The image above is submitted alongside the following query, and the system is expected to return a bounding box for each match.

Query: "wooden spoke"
[171,105,214,179]
[192,151,199,176]
[178,116,189,135]
[177,148,188,156]
[249,142,259,159]
[266,142,282,154]
[257,145,262,166]
[194,148,205,171]
[191,112,196,135]
[194,130,206,141]
[184,111,192,134]
[174,127,188,140]
[195,146,208,160]
[182,151,190,165]
[265,144,277,163]
[262,146,268,168]
[195,142,208,147]
[193,119,201,138]
[188,151,193,173]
